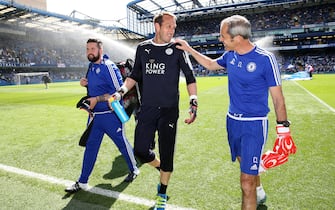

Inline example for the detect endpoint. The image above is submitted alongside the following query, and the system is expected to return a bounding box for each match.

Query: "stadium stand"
[168,1,335,75]
[0,0,143,85]
[0,0,334,85]
[126,0,335,76]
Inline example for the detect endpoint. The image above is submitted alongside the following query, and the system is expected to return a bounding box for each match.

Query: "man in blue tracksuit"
[65,38,139,193]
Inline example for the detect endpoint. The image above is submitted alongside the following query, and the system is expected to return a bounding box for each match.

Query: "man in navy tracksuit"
[65,39,139,193]
[113,12,198,210]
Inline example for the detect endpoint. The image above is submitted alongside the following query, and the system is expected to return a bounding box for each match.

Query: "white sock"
[78,182,89,190]
[257,185,266,199]
[134,168,140,175]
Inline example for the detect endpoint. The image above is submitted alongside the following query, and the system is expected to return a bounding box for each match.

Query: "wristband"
[189,95,197,100]
[189,95,198,107]
[276,120,290,127]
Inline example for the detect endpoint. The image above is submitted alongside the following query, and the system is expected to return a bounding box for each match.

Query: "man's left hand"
[76,96,94,117]
[274,125,297,155]
[86,97,98,110]
[184,97,197,124]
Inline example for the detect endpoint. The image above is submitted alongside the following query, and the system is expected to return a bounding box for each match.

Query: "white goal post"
[14,72,49,85]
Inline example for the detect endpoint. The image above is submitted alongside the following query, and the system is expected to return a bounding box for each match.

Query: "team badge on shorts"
[247,62,256,72]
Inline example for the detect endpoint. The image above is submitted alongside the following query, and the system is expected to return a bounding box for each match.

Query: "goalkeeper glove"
[260,121,297,171]
[261,151,289,170]
[184,95,198,124]
[274,123,297,155]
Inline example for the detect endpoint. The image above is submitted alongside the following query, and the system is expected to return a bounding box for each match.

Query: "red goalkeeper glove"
[261,151,289,170]
[274,124,297,155]
[184,95,197,124]
[260,121,297,171]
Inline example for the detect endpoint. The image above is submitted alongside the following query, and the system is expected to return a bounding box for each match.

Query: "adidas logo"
[250,164,258,170]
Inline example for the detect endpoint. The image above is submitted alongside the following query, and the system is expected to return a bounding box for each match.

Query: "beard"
[87,53,100,63]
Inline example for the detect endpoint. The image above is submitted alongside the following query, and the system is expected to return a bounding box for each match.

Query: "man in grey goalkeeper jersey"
[113,11,198,210]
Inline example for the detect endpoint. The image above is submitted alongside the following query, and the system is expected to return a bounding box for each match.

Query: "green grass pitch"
[0,74,334,209]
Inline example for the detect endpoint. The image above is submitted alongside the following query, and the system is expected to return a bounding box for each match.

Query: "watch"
[276,120,290,127]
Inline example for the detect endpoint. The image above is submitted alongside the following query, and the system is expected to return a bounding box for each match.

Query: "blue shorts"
[226,113,268,175]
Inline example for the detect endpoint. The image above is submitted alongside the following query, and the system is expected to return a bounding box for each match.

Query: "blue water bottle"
[109,97,129,123]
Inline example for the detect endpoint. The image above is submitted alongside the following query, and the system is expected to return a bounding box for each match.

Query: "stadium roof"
[0,0,145,40]
[126,0,303,20]
[127,0,235,15]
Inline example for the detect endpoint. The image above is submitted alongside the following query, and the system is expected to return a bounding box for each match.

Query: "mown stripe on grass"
[0,163,195,210]
[293,81,335,113]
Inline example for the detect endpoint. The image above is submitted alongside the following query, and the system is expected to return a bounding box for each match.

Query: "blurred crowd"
[0,37,87,67]
[175,3,335,36]
[0,2,334,84]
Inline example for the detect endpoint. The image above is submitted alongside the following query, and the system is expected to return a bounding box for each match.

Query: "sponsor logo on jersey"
[247,62,256,72]
[145,59,166,75]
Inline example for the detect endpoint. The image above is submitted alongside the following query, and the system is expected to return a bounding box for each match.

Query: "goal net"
[14,72,50,85]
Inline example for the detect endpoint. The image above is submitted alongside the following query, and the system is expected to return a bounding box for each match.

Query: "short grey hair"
[221,15,251,39]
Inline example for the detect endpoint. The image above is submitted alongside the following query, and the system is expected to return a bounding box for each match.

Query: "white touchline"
[293,81,335,113]
[0,163,196,210]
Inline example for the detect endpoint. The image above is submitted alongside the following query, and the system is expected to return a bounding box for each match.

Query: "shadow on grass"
[102,154,143,181]
[61,154,144,209]
[257,204,268,210]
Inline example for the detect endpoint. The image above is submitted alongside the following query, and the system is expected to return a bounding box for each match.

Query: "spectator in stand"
[305,63,314,78]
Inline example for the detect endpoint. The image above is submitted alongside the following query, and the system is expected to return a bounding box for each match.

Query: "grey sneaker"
[257,194,267,205]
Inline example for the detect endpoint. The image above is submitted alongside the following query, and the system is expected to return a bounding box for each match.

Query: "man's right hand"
[174,38,191,52]
[111,92,122,101]
[111,85,129,101]
[108,92,123,110]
